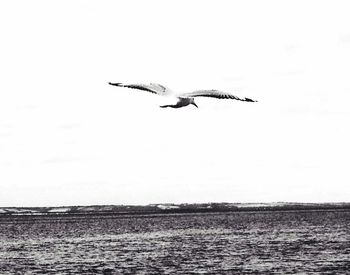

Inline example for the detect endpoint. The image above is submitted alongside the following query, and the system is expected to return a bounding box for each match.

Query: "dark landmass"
[1,202,349,218]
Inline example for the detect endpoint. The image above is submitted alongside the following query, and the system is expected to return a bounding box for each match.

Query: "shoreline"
[1,202,349,219]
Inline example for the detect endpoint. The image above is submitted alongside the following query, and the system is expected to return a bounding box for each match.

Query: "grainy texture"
[0,210,349,274]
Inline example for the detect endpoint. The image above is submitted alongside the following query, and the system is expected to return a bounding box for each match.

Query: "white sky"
[1,0,350,207]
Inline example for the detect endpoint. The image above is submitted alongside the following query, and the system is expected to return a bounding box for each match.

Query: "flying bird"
[108,82,257,108]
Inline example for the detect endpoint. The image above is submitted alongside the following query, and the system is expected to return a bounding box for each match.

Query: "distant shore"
[1,202,349,218]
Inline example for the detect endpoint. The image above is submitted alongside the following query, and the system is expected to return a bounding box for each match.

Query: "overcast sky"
[1,1,350,207]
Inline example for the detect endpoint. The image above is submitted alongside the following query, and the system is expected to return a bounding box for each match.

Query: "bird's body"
[108,82,257,108]
[160,97,196,108]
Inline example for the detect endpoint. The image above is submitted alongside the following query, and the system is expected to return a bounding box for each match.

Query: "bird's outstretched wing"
[182,90,257,102]
[108,82,172,96]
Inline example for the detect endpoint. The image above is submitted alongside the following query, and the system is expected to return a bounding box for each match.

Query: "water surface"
[0,210,349,274]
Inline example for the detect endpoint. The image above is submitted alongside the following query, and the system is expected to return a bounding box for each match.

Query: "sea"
[0,210,349,274]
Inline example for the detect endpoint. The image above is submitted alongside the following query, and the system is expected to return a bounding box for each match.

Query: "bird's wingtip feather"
[245,97,258,102]
[108,82,122,86]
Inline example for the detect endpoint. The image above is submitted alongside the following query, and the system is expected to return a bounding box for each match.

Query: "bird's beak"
[192,102,199,108]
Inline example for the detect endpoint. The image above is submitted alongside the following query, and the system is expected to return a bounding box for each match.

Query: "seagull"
[108,82,257,108]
